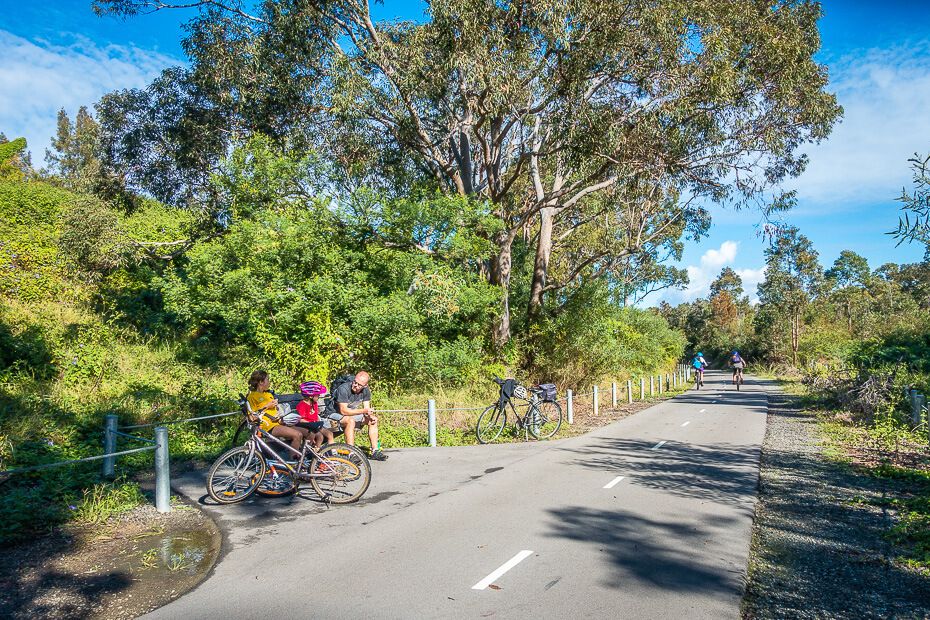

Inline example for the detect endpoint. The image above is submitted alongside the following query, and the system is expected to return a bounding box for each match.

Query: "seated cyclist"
[246,370,308,451]
[728,350,746,381]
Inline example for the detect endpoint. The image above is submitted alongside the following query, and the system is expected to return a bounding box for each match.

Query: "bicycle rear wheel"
[309,443,371,504]
[255,462,298,497]
[207,446,265,504]
[527,401,562,440]
[476,404,506,444]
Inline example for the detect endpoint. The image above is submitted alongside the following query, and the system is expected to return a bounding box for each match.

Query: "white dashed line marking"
[603,476,625,489]
[472,550,534,590]
[681,421,690,427]
[650,441,666,450]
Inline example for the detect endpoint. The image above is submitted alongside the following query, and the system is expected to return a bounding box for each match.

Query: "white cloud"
[0,30,179,161]
[788,42,930,207]
[651,240,767,306]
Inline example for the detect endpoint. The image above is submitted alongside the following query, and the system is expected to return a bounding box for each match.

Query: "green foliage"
[0,180,74,301]
[73,479,146,524]
[530,283,686,387]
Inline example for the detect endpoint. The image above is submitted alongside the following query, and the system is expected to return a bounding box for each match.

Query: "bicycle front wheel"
[476,404,506,444]
[309,443,371,504]
[207,446,265,504]
[528,401,563,440]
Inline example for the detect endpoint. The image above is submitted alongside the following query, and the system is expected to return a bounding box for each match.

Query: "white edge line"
[472,550,534,590]
[603,475,625,489]
[681,421,690,427]
[650,440,666,450]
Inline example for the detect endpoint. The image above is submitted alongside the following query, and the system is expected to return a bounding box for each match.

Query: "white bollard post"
[567,389,574,425]
[611,382,617,408]
[428,399,437,447]
[650,376,655,397]
[640,378,645,401]
[627,380,633,404]
[103,414,118,478]
[593,386,599,416]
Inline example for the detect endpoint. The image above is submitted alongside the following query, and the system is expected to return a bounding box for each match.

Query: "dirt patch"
[0,499,221,620]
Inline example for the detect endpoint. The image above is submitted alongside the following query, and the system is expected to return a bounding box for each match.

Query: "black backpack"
[325,374,354,415]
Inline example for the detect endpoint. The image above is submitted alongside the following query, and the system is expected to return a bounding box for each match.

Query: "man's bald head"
[352,371,370,393]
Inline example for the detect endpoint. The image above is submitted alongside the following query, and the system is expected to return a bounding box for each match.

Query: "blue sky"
[1,1,928,303]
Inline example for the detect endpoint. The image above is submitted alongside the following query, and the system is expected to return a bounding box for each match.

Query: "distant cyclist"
[728,350,746,388]
[691,352,707,389]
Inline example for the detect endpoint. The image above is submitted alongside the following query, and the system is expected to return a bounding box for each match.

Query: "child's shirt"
[297,399,320,423]
[247,390,279,432]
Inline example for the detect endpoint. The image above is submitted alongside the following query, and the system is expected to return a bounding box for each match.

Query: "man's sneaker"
[369,450,388,461]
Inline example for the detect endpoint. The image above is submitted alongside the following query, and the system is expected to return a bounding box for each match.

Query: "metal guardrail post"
[593,386,599,416]
[627,380,633,404]
[103,414,118,478]
[154,426,171,513]
[428,399,437,447]
[567,389,574,424]
[639,378,645,400]
[611,382,617,407]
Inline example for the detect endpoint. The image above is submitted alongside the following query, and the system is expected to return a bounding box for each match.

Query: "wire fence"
[1,363,695,513]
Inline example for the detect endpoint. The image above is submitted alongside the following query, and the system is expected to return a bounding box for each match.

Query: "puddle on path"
[137,528,218,578]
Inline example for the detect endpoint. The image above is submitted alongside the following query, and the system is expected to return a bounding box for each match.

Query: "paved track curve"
[148,370,769,619]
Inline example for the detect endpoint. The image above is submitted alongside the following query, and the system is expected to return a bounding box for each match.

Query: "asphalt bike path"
[148,370,769,619]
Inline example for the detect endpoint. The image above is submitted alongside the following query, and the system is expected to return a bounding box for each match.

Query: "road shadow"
[544,505,744,598]
[560,436,760,507]
[0,531,133,619]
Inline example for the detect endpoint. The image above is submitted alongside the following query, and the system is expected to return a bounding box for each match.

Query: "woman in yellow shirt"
[247,370,308,451]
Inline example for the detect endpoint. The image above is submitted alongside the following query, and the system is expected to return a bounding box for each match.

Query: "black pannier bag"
[538,383,557,401]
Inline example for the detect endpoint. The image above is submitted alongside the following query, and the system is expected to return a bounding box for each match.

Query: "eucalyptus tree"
[95,0,840,346]
[756,226,823,365]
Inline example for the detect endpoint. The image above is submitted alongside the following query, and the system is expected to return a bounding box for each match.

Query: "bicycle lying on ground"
[207,395,371,505]
[475,378,563,443]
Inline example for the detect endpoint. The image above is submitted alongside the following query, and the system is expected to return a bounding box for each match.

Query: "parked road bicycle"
[476,378,563,443]
[207,395,371,505]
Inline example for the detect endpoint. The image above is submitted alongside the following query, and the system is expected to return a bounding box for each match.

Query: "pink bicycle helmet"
[299,381,327,397]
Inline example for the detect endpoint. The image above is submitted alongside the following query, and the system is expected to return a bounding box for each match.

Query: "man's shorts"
[732,362,745,369]
[295,421,325,432]
[326,412,366,425]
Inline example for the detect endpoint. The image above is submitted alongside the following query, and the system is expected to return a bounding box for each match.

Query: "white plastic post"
[640,378,645,401]
[611,382,617,407]
[593,386,599,416]
[627,380,633,404]
[428,399,437,447]
[567,389,574,425]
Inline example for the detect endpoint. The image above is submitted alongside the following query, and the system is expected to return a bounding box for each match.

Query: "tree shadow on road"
[543,505,745,599]
[559,437,761,507]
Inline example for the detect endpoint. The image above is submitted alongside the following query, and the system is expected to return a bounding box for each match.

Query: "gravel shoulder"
[742,393,930,619]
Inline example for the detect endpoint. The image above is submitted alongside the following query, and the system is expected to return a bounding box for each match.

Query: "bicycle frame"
[239,408,341,480]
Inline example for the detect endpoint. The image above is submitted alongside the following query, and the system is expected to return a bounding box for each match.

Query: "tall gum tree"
[94,0,841,346]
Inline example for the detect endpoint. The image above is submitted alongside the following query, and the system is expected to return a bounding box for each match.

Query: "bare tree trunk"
[527,206,555,320]
[490,232,514,348]
[791,313,800,366]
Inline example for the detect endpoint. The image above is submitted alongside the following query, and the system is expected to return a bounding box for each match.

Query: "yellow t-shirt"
[247,390,279,432]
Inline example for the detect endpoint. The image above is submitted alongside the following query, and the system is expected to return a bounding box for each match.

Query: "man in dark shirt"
[327,370,388,461]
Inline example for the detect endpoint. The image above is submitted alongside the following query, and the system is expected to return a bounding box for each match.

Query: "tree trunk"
[490,233,514,348]
[791,312,800,366]
[527,206,555,321]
